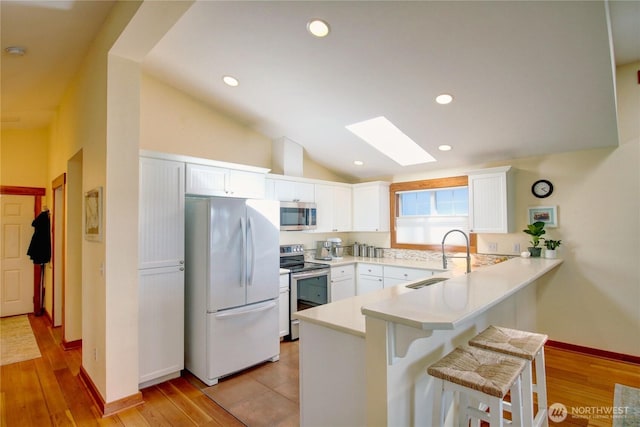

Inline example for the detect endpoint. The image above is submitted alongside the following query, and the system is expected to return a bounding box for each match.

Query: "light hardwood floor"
[1,314,638,426]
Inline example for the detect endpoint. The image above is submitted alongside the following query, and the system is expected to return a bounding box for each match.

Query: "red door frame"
[1,185,46,314]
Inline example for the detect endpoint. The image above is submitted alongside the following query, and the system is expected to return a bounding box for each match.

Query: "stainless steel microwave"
[280,202,317,231]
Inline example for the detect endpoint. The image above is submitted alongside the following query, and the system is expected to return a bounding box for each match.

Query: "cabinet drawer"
[383,266,433,281]
[357,263,383,276]
[331,264,355,280]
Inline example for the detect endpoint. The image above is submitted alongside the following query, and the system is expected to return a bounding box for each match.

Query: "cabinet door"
[279,286,290,337]
[333,186,352,231]
[185,163,227,196]
[331,277,356,302]
[227,170,266,199]
[139,157,185,269]
[356,275,383,296]
[352,182,390,232]
[468,167,513,233]
[139,266,185,384]
[314,184,334,232]
[314,184,352,232]
[273,180,314,202]
[383,266,434,281]
[330,264,355,302]
[382,277,406,288]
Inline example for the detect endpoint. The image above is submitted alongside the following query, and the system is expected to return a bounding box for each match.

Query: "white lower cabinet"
[330,264,355,302]
[357,264,436,295]
[138,266,185,386]
[383,266,434,288]
[356,264,383,296]
[279,273,290,338]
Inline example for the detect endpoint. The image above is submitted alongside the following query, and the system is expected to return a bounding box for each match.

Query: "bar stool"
[469,325,549,427]
[427,345,526,427]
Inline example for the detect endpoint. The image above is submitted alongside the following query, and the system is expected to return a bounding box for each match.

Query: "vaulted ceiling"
[2,1,639,180]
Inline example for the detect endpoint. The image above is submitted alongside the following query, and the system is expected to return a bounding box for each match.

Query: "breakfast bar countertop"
[294,257,563,337]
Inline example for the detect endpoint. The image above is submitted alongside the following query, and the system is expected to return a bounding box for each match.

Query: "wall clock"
[531,179,553,198]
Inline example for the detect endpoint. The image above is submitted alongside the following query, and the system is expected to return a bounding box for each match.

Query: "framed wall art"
[528,205,557,228]
[84,187,103,241]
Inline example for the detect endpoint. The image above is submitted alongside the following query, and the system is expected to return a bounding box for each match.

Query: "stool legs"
[431,378,445,426]
[534,348,549,427]
[521,361,535,425]
[431,377,525,426]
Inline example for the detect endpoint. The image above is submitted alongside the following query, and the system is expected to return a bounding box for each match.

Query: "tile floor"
[185,340,300,427]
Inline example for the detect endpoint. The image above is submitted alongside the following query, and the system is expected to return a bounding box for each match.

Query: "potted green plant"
[523,221,546,257]
[543,238,562,259]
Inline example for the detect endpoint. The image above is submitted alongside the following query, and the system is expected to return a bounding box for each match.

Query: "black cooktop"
[287,261,330,273]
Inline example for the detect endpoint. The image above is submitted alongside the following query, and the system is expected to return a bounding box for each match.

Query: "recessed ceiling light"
[222,75,239,87]
[307,19,330,37]
[435,94,453,105]
[4,46,26,56]
[346,116,436,166]
[438,145,452,151]
[353,160,364,166]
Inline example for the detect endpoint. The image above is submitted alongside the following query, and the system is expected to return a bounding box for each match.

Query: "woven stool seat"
[427,345,526,398]
[469,325,548,360]
[469,326,550,427]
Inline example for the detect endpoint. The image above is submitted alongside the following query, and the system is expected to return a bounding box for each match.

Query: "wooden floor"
[1,314,639,426]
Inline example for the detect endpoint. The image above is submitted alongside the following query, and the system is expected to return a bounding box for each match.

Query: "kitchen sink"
[405,277,449,289]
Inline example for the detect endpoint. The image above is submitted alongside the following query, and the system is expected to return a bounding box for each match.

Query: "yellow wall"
[1,128,49,189]
[48,0,144,403]
[140,73,353,184]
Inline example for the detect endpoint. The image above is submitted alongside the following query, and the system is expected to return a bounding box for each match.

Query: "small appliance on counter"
[328,237,343,259]
[315,241,332,260]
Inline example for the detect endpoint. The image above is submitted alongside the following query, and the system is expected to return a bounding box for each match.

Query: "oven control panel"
[280,244,305,257]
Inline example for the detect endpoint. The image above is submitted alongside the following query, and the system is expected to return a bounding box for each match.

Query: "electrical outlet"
[513,243,520,253]
[93,348,98,361]
[488,242,498,252]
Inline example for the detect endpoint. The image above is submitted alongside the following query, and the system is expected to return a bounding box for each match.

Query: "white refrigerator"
[185,196,280,386]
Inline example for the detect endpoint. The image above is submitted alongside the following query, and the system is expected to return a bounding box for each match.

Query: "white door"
[1,195,35,316]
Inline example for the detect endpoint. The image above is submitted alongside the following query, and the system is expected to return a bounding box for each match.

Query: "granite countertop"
[294,257,563,337]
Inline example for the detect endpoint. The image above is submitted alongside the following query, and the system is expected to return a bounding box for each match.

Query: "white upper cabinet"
[266,178,315,202]
[314,184,352,232]
[467,166,514,234]
[139,157,185,269]
[186,163,266,199]
[352,182,390,232]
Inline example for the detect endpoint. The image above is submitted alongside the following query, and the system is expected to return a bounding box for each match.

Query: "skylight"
[346,116,436,166]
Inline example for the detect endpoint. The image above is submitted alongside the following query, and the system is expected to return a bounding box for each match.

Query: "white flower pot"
[544,249,557,259]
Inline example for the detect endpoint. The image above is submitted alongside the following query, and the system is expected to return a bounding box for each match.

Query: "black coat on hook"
[27,210,51,264]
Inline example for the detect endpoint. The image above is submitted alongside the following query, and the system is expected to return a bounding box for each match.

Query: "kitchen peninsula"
[294,256,563,426]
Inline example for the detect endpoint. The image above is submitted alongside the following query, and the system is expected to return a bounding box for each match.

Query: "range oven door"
[289,268,330,340]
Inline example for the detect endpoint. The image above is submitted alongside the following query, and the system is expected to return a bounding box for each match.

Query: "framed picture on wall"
[84,187,103,241]
[528,205,557,228]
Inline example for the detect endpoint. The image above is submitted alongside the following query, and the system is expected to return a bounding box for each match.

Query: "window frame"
[389,176,477,253]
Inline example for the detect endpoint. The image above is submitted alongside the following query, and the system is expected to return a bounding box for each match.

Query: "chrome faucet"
[441,229,471,274]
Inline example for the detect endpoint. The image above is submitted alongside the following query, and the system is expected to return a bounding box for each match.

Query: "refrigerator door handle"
[247,216,255,286]
[214,300,277,318]
[240,216,246,286]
